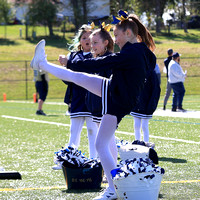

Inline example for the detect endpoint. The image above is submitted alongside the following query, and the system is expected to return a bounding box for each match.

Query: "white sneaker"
[30,39,46,70]
[93,187,117,200]
[0,166,5,171]
[145,142,155,149]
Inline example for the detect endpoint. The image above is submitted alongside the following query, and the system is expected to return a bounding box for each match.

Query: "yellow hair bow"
[90,22,95,29]
[101,22,112,32]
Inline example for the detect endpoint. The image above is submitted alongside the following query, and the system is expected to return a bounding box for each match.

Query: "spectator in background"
[155,63,161,85]
[163,48,173,110]
[34,69,49,116]
[168,52,187,112]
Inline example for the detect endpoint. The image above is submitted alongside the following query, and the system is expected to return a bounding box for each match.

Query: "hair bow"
[111,10,128,24]
[101,22,112,32]
[88,21,95,29]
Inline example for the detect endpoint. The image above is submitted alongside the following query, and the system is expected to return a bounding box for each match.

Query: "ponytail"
[116,14,155,52]
[128,14,155,51]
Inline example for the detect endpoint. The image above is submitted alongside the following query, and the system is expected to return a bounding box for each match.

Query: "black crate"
[62,165,103,189]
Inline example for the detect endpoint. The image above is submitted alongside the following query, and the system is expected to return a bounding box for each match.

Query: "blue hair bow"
[111,10,128,24]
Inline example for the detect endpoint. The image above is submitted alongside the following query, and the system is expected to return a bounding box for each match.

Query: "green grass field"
[0,25,200,100]
[0,25,200,199]
[0,95,200,200]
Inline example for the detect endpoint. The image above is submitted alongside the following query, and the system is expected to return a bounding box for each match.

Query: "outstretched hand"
[58,55,68,66]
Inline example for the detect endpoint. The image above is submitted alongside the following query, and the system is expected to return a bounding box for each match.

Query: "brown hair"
[115,14,155,51]
[91,28,114,52]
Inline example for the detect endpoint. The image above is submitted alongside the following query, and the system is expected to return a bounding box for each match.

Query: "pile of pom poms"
[116,140,159,164]
[54,145,101,169]
[111,158,165,181]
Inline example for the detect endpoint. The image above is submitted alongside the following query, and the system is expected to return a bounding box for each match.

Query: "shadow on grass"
[62,188,101,194]
[159,157,187,163]
[0,38,19,45]
[27,35,73,49]
[152,31,200,43]
[46,115,61,117]
[158,193,164,199]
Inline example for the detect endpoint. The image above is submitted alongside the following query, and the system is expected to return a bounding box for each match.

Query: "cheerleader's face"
[91,33,108,57]
[113,27,129,49]
[80,31,91,52]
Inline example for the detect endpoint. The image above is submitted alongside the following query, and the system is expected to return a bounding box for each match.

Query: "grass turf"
[0,96,200,200]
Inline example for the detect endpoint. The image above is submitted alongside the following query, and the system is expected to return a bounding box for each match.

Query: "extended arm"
[67,52,127,73]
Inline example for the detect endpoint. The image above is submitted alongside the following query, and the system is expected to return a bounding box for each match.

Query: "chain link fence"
[0,57,200,101]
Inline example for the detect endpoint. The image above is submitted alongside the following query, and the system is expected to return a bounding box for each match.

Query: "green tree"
[0,0,12,38]
[29,0,58,37]
[15,0,30,39]
[131,0,168,32]
[189,0,200,15]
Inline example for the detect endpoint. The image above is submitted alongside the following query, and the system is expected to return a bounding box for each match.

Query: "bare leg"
[37,99,44,110]
[40,61,103,97]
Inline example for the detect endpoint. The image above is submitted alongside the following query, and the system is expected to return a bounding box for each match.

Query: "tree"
[60,0,90,31]
[131,0,168,32]
[0,0,12,38]
[110,0,132,15]
[182,0,188,32]
[15,0,30,40]
[166,0,189,32]
[29,0,58,37]
[189,0,200,15]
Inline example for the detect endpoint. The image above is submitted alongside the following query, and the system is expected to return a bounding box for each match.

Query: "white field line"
[5,100,200,119]
[154,109,200,119]
[6,100,66,105]
[1,115,200,145]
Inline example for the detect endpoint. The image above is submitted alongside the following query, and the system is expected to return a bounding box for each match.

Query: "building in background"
[8,0,110,24]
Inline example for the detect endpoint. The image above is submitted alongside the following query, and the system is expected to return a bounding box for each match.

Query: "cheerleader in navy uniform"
[130,63,161,147]
[86,25,118,165]
[31,10,156,200]
[56,24,98,164]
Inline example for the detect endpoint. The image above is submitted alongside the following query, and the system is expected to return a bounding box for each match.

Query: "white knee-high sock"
[134,117,142,140]
[40,61,103,97]
[68,117,85,147]
[109,135,118,165]
[95,122,117,164]
[85,117,98,159]
[95,114,117,191]
[141,119,149,142]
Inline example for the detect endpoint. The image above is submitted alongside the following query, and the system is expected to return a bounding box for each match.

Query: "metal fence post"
[25,61,28,100]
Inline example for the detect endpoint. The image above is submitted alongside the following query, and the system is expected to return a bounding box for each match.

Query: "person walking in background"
[155,63,161,85]
[34,69,49,116]
[163,48,173,110]
[168,52,187,112]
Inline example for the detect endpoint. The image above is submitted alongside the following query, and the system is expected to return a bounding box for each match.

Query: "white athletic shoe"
[30,39,46,70]
[93,187,117,200]
[0,166,5,171]
[145,142,155,149]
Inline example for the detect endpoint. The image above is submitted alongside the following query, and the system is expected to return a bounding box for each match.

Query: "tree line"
[0,0,200,38]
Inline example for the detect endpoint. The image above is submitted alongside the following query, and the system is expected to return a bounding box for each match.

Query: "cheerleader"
[53,25,98,171]
[130,63,161,147]
[31,11,156,200]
